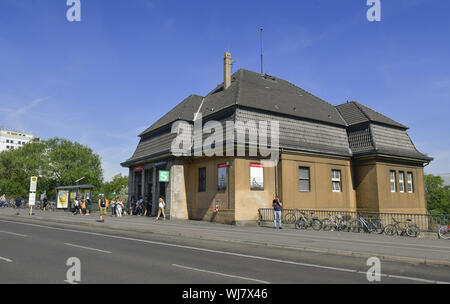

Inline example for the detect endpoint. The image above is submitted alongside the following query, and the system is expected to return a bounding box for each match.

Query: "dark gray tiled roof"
[123,69,432,166]
[140,94,204,136]
[202,69,347,127]
[370,124,432,161]
[336,101,408,129]
[235,109,351,157]
[140,69,347,138]
[347,125,375,154]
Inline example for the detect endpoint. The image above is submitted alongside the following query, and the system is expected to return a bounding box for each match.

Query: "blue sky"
[0,0,449,180]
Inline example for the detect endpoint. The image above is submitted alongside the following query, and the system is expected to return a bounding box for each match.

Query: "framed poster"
[57,190,69,209]
[218,163,227,191]
[250,163,264,190]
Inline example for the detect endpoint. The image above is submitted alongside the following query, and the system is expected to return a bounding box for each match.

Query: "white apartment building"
[0,129,34,152]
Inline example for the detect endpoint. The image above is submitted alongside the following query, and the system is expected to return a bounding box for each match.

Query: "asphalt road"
[1,219,449,284]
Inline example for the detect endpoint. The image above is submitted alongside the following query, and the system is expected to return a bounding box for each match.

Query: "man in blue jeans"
[273,196,283,229]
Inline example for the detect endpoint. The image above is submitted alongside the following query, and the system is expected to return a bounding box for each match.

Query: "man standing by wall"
[273,196,282,229]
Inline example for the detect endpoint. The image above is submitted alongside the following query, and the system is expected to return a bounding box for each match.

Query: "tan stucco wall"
[375,162,427,214]
[280,153,357,211]
[180,154,428,225]
[354,157,427,213]
[184,157,235,224]
[354,158,379,211]
[234,158,276,222]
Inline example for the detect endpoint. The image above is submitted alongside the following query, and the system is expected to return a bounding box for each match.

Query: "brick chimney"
[224,52,232,90]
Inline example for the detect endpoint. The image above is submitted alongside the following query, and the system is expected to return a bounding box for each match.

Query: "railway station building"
[121,53,432,224]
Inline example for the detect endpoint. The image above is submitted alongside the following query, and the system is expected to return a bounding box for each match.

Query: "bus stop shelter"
[56,185,94,211]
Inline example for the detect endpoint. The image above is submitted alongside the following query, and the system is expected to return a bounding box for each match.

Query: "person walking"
[98,194,107,222]
[111,198,116,217]
[116,197,124,217]
[42,194,48,211]
[14,196,22,215]
[155,197,166,221]
[85,195,91,215]
[273,195,283,229]
[72,196,82,215]
[80,198,86,215]
[0,194,6,207]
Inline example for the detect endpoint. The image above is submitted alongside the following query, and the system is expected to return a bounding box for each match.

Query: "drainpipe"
[275,149,282,196]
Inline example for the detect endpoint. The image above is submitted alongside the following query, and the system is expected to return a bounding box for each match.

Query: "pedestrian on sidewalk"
[155,197,166,221]
[98,194,107,222]
[111,198,116,217]
[85,195,91,215]
[116,196,124,217]
[0,193,7,207]
[273,195,283,229]
[72,196,82,216]
[42,194,48,211]
[80,198,86,215]
[14,196,22,215]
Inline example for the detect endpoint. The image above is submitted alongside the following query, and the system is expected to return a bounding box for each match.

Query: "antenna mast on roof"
[260,27,264,74]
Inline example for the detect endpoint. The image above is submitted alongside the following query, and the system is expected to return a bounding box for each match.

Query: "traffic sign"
[29,193,36,206]
[30,176,38,192]
[159,170,170,182]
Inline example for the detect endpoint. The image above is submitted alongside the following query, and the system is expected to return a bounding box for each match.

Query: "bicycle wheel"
[295,218,307,230]
[438,226,450,239]
[349,219,361,233]
[311,219,323,231]
[322,219,334,231]
[406,225,420,237]
[384,224,397,236]
[371,219,384,234]
[284,212,296,225]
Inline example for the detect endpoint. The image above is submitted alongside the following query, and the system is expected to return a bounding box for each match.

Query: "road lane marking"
[64,280,79,284]
[0,230,28,237]
[64,243,112,254]
[113,220,450,251]
[1,219,449,284]
[172,264,270,284]
[0,256,12,263]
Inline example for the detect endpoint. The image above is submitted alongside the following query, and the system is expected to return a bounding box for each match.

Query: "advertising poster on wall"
[218,163,227,191]
[250,163,264,190]
[57,190,69,209]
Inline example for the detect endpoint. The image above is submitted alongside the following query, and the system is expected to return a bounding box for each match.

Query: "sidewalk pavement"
[1,208,450,266]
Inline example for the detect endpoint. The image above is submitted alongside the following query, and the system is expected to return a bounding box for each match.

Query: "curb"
[1,214,449,267]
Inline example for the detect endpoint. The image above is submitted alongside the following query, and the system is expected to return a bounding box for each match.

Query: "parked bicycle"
[322,213,352,232]
[283,209,299,224]
[438,224,450,240]
[295,212,322,230]
[349,215,383,233]
[384,218,420,237]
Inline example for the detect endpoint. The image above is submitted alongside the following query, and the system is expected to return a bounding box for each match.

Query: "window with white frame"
[299,167,310,192]
[399,171,405,193]
[407,172,414,193]
[331,169,342,192]
[390,170,396,192]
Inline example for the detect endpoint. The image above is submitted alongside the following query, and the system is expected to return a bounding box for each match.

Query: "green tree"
[98,174,128,200]
[0,137,103,199]
[425,174,450,215]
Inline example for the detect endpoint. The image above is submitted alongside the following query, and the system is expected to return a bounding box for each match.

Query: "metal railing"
[258,208,450,232]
